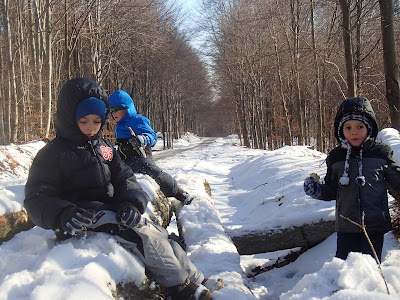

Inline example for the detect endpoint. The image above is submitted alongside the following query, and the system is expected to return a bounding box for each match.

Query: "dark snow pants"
[335,231,385,261]
[125,156,179,198]
[59,202,204,288]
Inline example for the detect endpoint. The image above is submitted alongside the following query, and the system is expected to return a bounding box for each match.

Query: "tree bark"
[272,33,292,146]
[339,0,356,98]
[379,0,400,130]
[291,0,304,145]
[2,0,18,142]
[311,0,323,152]
[44,0,52,138]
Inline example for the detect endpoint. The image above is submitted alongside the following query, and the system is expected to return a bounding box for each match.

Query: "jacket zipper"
[88,140,108,192]
[355,154,363,226]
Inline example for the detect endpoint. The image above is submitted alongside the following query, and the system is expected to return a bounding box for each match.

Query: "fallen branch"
[252,182,269,190]
[340,213,390,295]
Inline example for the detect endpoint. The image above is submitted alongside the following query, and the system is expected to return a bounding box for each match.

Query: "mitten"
[116,202,141,227]
[58,206,95,235]
[304,175,321,199]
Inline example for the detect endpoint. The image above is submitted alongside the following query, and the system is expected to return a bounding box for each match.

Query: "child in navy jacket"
[24,78,222,300]
[304,97,400,261]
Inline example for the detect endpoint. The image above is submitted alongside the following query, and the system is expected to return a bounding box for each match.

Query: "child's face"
[77,114,102,138]
[343,120,368,147]
[111,109,128,122]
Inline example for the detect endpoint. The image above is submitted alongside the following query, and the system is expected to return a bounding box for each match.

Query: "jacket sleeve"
[383,145,400,192]
[135,115,158,147]
[24,145,72,230]
[109,146,150,213]
[318,155,337,201]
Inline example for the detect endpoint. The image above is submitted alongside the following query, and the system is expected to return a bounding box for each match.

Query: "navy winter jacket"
[24,78,149,231]
[318,97,400,233]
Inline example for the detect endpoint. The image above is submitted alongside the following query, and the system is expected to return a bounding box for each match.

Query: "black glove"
[116,202,142,227]
[136,135,147,147]
[58,206,95,235]
[128,135,146,150]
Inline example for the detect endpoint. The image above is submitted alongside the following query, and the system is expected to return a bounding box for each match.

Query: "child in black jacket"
[24,78,223,300]
[304,97,400,261]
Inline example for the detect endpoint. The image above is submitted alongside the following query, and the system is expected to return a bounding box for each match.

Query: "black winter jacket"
[318,97,400,233]
[24,78,149,231]
[320,143,399,232]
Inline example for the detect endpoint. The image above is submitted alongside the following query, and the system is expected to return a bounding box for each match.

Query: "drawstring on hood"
[338,141,366,187]
[334,97,378,187]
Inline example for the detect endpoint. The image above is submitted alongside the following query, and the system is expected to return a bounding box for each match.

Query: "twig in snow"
[340,213,390,295]
[253,182,269,190]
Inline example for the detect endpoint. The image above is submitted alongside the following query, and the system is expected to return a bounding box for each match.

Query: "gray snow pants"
[85,208,204,288]
[124,156,179,198]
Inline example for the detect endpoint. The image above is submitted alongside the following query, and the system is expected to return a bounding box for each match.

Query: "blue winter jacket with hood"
[109,90,157,147]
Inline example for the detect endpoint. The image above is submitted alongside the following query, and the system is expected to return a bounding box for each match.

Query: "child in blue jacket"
[109,90,193,205]
[304,97,400,261]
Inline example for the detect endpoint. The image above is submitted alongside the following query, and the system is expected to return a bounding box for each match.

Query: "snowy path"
[156,138,263,298]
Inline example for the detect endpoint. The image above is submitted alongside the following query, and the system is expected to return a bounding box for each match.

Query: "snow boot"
[175,188,195,205]
[171,280,212,300]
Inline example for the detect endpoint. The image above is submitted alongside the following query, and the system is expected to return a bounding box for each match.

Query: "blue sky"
[167,0,205,51]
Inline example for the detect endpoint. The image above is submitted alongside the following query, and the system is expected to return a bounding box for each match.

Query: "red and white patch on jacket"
[100,146,113,161]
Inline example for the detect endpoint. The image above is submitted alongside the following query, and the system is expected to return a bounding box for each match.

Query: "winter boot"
[202,276,225,292]
[170,279,212,300]
[175,188,195,205]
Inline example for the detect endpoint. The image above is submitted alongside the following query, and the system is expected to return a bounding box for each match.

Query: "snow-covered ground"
[1,129,400,299]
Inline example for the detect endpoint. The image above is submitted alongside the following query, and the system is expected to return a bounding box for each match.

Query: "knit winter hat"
[76,97,106,122]
[337,113,373,144]
[337,113,372,187]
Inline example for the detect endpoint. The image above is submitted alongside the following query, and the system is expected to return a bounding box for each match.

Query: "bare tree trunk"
[379,0,400,130]
[17,0,27,141]
[339,0,356,97]
[291,0,304,145]
[89,0,102,82]
[28,0,44,133]
[355,0,362,95]
[3,0,18,142]
[44,0,52,138]
[311,0,323,151]
[272,33,292,145]
[0,65,5,144]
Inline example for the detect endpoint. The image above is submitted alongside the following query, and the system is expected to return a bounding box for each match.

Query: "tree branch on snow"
[340,212,390,295]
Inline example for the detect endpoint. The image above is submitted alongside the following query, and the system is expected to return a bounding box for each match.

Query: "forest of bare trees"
[0,0,212,147]
[201,0,400,151]
[1,0,400,153]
